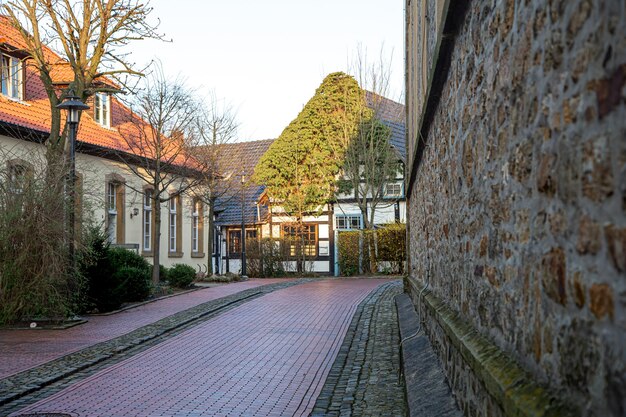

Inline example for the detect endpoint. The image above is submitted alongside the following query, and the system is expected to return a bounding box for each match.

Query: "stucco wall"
[0,135,209,269]
[406,0,625,416]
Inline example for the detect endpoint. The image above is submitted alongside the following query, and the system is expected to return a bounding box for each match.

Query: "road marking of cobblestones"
[10,279,391,417]
[311,281,406,417]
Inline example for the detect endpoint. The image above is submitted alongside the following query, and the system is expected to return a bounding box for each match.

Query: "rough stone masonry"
[405,0,625,416]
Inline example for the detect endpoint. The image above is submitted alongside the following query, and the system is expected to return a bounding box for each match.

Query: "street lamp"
[241,172,247,277]
[57,90,89,270]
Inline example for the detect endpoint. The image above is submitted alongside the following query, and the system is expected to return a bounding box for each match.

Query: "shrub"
[0,157,80,323]
[336,223,407,276]
[80,225,117,312]
[113,266,151,302]
[80,236,153,312]
[159,264,169,282]
[376,223,406,274]
[108,247,151,272]
[168,264,195,288]
[337,231,361,276]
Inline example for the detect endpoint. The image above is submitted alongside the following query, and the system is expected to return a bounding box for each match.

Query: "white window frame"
[192,200,200,253]
[107,182,117,243]
[336,214,362,230]
[384,183,403,198]
[1,54,22,100]
[94,92,111,127]
[169,195,177,252]
[143,189,152,251]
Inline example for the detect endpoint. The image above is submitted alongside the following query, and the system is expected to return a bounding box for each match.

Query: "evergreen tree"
[254,72,363,218]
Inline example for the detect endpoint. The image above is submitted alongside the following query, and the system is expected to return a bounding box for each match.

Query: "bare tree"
[337,46,404,272]
[116,70,205,284]
[338,46,403,229]
[2,0,163,156]
[192,92,239,275]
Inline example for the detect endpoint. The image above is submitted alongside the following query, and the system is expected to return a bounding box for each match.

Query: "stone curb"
[395,293,462,417]
[0,279,313,408]
[406,280,579,417]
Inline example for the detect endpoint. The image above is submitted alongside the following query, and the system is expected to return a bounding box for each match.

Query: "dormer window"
[94,92,110,127]
[384,183,403,198]
[1,54,22,100]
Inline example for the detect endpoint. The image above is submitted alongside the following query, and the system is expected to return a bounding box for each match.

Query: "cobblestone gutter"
[0,279,313,411]
[311,280,406,417]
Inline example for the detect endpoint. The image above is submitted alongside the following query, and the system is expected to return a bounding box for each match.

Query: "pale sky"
[129,0,404,141]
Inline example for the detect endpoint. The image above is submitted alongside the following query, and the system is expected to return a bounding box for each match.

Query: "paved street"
[3,278,403,417]
[0,279,290,379]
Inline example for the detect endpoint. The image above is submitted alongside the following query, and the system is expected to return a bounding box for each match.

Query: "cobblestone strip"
[310,280,406,417]
[0,279,313,411]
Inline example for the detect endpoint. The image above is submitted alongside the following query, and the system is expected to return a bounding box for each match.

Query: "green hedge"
[337,223,406,276]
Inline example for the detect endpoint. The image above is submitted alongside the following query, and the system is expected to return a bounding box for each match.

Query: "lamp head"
[57,90,90,124]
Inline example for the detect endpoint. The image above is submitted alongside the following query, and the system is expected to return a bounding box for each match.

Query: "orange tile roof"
[0,15,191,167]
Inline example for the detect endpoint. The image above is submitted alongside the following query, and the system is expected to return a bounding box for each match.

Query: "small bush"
[108,247,151,272]
[81,237,153,312]
[159,264,169,282]
[113,266,151,302]
[168,264,195,288]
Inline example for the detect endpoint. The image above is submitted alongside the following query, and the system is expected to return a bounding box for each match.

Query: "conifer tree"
[254,72,362,218]
[254,72,363,272]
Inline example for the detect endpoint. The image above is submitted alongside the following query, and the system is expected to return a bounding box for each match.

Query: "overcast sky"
[128,0,404,141]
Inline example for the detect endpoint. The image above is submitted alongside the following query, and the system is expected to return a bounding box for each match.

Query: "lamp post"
[241,172,247,277]
[57,90,89,271]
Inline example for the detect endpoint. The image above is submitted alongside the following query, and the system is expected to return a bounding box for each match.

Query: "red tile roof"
[0,16,184,162]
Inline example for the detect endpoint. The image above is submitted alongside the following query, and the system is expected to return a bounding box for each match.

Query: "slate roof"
[210,139,274,226]
[366,91,406,161]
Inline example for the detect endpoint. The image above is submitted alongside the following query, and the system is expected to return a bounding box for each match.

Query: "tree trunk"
[152,198,162,285]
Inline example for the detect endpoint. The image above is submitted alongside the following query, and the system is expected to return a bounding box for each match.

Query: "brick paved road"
[0,279,290,379]
[10,279,391,417]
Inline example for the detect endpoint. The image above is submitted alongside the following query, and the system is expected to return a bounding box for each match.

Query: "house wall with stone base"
[405,0,625,416]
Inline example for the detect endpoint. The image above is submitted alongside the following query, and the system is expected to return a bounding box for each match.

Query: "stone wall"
[406,0,626,416]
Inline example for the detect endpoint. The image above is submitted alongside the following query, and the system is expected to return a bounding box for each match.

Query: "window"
[228,229,256,256]
[105,175,125,244]
[169,196,177,252]
[143,189,153,252]
[282,224,317,257]
[168,193,182,255]
[94,92,110,127]
[1,54,22,100]
[229,230,241,255]
[336,215,362,230]
[106,182,118,243]
[384,183,403,197]
[191,199,204,255]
